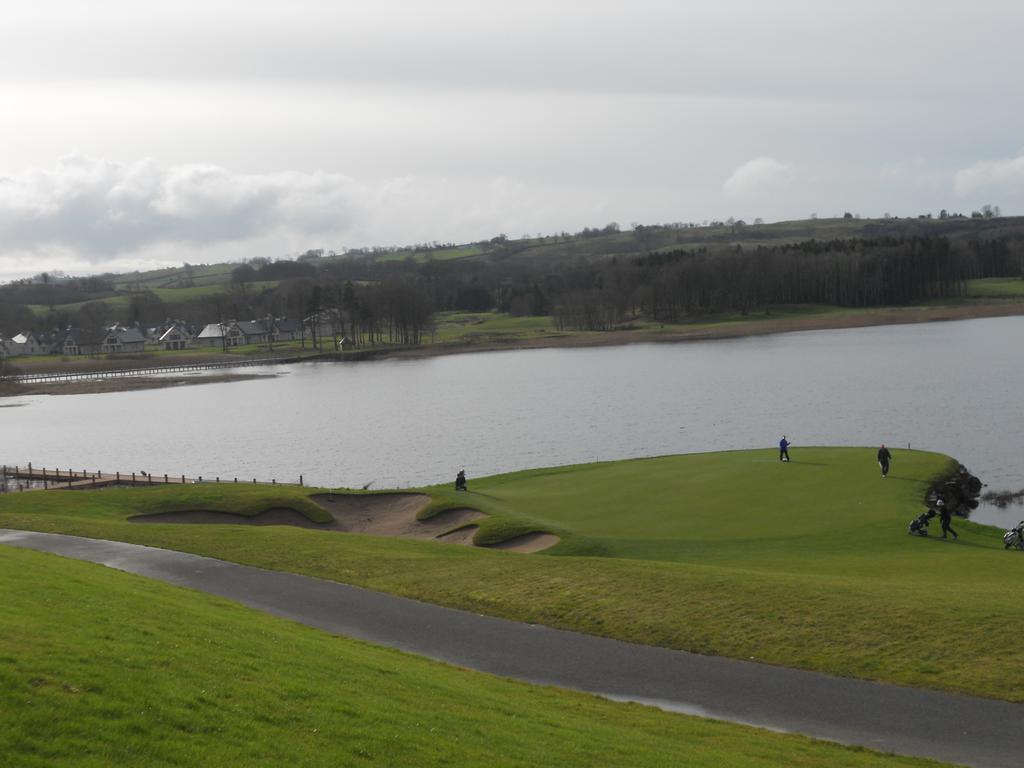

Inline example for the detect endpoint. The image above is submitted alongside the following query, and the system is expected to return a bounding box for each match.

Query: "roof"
[158,323,192,342]
[61,328,84,345]
[106,326,145,344]
[273,318,301,333]
[236,321,267,336]
[197,323,226,339]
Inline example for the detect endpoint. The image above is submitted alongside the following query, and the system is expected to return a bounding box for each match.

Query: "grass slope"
[2,449,1023,702]
[967,277,1024,298]
[0,547,944,768]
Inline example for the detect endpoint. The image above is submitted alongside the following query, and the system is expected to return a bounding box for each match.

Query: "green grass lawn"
[967,277,1024,298]
[149,280,279,303]
[28,295,132,318]
[2,449,1022,702]
[432,311,559,343]
[0,547,944,768]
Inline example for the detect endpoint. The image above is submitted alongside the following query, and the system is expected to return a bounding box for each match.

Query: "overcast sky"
[1,0,1023,281]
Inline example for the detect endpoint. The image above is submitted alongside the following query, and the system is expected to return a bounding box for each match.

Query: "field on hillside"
[2,449,1022,702]
[373,245,484,263]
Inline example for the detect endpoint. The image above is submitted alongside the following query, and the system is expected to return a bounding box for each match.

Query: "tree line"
[2,231,1023,345]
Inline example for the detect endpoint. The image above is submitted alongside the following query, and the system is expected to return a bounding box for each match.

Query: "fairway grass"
[2,449,1023,702]
[0,547,947,768]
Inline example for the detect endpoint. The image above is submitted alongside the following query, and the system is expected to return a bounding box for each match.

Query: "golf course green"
[1,448,1021,704]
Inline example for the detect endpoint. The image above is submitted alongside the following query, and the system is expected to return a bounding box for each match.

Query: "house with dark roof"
[59,328,99,356]
[101,325,146,354]
[235,321,268,346]
[269,318,301,342]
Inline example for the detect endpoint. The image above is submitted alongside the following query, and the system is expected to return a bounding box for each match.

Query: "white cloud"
[722,157,795,197]
[954,153,1024,196]
[0,154,366,259]
[0,154,624,280]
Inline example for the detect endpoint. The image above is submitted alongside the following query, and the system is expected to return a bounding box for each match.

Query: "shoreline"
[392,300,1024,360]
[3,301,1022,397]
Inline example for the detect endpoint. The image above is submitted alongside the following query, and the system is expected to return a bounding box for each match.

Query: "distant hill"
[3,214,1022,340]
[98,214,1024,292]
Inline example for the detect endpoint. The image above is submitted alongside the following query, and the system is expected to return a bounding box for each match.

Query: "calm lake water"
[2,316,1022,527]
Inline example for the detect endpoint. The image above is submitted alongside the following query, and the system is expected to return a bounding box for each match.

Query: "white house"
[7,331,52,356]
[196,320,268,348]
[302,310,341,343]
[158,321,193,351]
[196,323,226,347]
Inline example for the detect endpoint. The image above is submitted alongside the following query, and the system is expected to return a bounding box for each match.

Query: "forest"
[2,216,1023,346]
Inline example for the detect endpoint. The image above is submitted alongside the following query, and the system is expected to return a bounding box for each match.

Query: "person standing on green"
[779,436,790,462]
[938,501,958,540]
[877,444,892,477]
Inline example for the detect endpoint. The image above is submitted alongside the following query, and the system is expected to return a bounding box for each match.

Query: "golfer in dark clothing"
[779,436,790,462]
[939,503,958,540]
[877,445,892,477]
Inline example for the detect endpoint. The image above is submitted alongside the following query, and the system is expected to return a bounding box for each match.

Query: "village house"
[101,325,146,354]
[268,317,301,342]
[196,322,226,347]
[59,328,99,356]
[196,320,268,348]
[235,320,269,346]
[158,321,193,351]
[302,309,341,343]
[5,331,53,356]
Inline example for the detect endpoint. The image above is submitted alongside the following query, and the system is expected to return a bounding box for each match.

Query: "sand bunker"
[311,494,487,540]
[130,492,558,553]
[434,524,481,545]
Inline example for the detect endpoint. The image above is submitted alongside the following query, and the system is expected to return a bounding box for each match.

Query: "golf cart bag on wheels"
[908,509,935,536]
[1003,521,1024,550]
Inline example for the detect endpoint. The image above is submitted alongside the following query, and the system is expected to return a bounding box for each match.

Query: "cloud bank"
[0,154,365,259]
[954,153,1024,196]
[722,157,795,198]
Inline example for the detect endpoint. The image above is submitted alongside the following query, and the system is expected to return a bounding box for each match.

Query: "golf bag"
[908,510,935,536]
[1003,521,1024,550]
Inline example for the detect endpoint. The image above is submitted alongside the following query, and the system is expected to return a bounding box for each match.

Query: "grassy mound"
[0,547,942,768]
[2,449,1022,702]
[11,484,333,525]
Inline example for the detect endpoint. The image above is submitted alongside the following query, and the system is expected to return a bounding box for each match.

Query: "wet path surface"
[2,529,1019,768]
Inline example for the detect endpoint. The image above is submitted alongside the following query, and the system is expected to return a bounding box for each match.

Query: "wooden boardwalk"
[9,356,302,384]
[1,464,303,491]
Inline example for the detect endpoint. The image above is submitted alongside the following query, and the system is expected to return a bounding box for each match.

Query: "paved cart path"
[2,529,1019,768]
